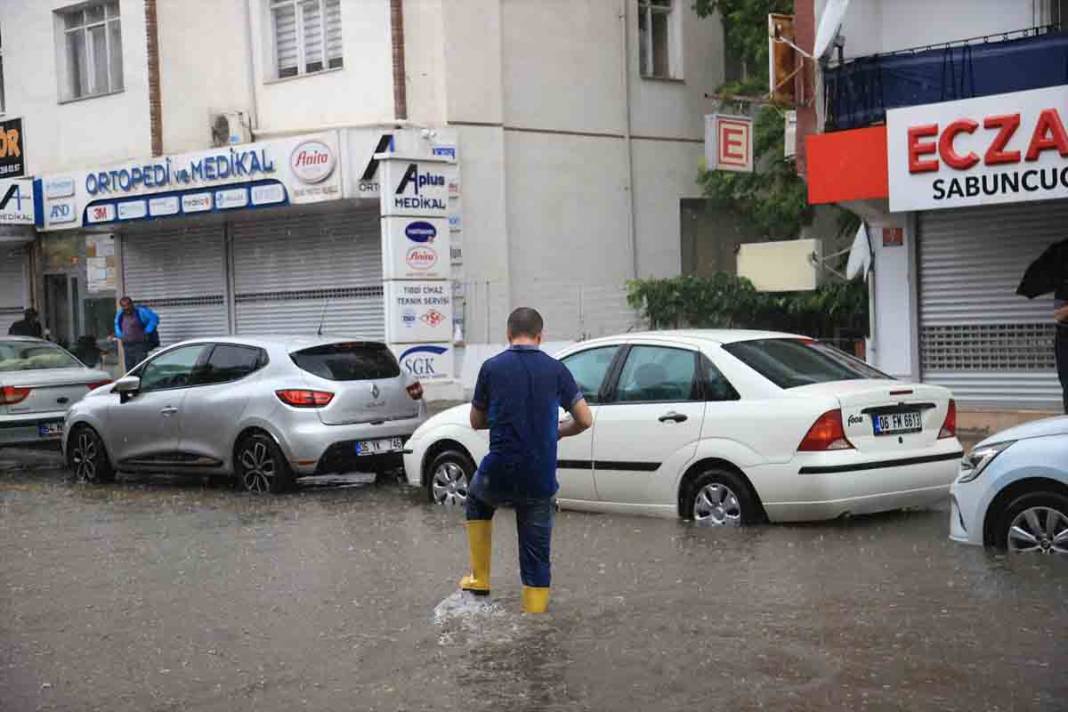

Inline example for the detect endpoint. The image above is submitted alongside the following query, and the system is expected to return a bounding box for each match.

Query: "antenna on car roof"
[316,295,330,336]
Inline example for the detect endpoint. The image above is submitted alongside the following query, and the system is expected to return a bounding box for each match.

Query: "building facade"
[800,0,1068,422]
[0,0,724,387]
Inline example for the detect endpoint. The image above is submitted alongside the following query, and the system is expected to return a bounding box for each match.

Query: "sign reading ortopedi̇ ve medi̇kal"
[887,85,1068,212]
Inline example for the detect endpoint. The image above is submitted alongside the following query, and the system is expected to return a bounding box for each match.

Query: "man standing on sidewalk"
[114,296,160,372]
[458,307,593,613]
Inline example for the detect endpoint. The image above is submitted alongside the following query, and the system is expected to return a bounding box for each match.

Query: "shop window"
[638,0,680,79]
[271,0,343,79]
[57,1,123,101]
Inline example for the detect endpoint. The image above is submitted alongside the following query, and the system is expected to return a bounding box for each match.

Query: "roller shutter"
[0,243,29,323]
[918,201,1066,410]
[230,208,384,339]
[120,225,229,346]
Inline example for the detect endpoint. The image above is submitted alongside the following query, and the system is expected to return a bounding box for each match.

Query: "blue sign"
[84,147,276,196]
[82,179,289,226]
[404,220,437,243]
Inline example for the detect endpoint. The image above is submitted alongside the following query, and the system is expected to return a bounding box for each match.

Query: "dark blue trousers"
[466,471,555,588]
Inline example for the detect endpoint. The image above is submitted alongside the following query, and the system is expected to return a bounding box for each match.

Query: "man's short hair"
[119,296,133,306]
[23,308,37,320]
[507,307,544,339]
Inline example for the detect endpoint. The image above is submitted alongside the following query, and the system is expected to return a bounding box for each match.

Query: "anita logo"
[290,140,335,184]
[406,246,437,271]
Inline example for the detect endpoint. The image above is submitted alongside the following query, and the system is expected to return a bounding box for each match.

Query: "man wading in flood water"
[459,307,593,613]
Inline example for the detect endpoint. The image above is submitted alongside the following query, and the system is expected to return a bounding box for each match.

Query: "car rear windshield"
[722,338,890,389]
[290,342,400,381]
[0,340,83,372]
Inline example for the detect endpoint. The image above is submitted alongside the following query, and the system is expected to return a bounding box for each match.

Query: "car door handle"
[658,411,688,423]
[160,406,178,416]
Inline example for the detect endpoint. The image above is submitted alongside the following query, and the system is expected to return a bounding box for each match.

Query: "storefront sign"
[390,343,455,381]
[0,178,36,225]
[705,114,753,173]
[379,158,451,218]
[0,118,26,178]
[381,217,450,280]
[384,281,453,344]
[40,132,341,229]
[888,85,1068,211]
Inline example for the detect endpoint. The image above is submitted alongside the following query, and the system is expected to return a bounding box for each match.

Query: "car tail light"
[275,389,334,407]
[798,409,854,452]
[939,399,957,439]
[0,386,31,405]
[406,381,424,400]
[86,380,112,391]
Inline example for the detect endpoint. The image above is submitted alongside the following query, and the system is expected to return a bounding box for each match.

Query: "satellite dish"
[845,222,871,280]
[814,0,850,59]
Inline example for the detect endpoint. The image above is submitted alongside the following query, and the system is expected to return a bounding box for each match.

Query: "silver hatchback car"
[62,336,427,493]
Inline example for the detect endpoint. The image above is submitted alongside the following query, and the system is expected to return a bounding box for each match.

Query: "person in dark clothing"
[8,309,43,338]
[1017,239,1068,413]
[458,307,593,614]
[113,296,160,372]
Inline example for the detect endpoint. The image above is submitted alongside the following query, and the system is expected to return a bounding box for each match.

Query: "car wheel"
[234,433,293,494]
[996,491,1068,554]
[683,468,757,526]
[68,425,115,484]
[428,449,472,506]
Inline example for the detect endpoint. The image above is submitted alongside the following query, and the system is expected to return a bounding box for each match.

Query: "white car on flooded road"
[404,330,963,524]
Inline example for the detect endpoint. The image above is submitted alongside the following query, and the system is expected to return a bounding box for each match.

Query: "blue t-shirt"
[471,345,582,499]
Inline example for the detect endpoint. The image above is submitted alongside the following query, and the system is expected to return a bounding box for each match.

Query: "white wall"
[835,0,1038,59]
[870,219,917,380]
[631,139,706,279]
[3,0,152,174]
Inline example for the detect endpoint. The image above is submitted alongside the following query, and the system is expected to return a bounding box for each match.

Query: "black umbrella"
[1017,238,1068,299]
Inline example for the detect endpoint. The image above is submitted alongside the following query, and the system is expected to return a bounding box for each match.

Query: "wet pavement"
[1,451,1066,712]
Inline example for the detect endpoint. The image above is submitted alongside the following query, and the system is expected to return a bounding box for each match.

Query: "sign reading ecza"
[888,85,1068,211]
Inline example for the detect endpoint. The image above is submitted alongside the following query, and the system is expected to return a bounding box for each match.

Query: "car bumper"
[948,476,987,547]
[757,446,962,522]
[279,415,425,476]
[0,412,67,446]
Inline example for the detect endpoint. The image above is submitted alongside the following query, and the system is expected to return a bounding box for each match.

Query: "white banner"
[379,158,451,218]
[381,216,450,280]
[0,178,35,225]
[888,85,1068,212]
[384,280,453,344]
[390,342,455,381]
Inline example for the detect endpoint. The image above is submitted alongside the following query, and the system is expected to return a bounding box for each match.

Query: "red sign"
[705,114,754,173]
[882,227,903,247]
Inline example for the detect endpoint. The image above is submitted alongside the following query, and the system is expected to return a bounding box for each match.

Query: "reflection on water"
[1,467,1065,712]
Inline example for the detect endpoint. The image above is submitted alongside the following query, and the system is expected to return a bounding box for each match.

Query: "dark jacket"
[1017,239,1068,300]
[8,319,43,338]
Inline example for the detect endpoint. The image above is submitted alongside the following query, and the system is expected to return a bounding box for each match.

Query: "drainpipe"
[243,0,261,132]
[620,0,638,279]
[390,0,408,120]
[144,0,163,155]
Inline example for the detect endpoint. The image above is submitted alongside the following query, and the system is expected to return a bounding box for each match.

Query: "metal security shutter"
[0,243,28,322]
[230,208,384,339]
[121,225,228,346]
[918,201,1068,409]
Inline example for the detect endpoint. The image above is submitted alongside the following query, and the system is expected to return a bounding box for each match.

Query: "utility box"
[737,238,821,292]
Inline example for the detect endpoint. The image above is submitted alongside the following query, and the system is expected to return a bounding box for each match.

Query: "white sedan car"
[404,330,963,524]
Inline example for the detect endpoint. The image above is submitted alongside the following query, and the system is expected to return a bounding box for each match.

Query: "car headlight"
[957,441,1013,483]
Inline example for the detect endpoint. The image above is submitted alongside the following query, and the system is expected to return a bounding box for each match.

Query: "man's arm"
[1055,304,1068,323]
[470,405,489,431]
[559,398,593,439]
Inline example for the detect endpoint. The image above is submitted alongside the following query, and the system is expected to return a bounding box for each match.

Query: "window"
[195,344,267,385]
[614,346,699,403]
[722,339,890,390]
[700,355,739,402]
[271,0,343,79]
[561,346,620,404]
[638,0,678,79]
[59,1,123,100]
[138,345,210,392]
[291,342,399,381]
[0,340,82,372]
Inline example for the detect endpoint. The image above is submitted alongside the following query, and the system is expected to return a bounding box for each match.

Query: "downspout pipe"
[243,0,261,132]
[620,0,638,279]
[390,0,408,120]
[144,0,163,155]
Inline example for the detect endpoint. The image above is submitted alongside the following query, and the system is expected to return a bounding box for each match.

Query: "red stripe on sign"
[805,126,889,204]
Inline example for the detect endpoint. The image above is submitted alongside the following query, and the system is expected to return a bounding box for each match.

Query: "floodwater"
[1,455,1065,712]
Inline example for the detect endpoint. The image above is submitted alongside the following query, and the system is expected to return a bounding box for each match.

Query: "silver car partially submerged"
[0,337,112,446]
[62,336,427,493]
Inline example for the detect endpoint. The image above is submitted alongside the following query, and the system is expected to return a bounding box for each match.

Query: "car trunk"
[0,368,107,416]
[290,342,420,425]
[794,380,953,456]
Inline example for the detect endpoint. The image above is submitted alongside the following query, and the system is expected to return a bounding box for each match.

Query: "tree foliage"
[695,0,793,81]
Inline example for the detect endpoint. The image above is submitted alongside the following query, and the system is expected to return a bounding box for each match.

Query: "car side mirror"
[113,376,141,402]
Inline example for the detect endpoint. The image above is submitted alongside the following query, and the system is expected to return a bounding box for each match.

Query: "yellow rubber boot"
[521,586,550,614]
[459,520,492,596]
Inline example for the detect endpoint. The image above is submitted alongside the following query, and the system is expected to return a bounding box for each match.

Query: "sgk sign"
[705,114,753,173]
[888,85,1068,211]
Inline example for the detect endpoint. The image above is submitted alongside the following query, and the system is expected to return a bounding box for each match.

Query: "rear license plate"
[873,411,922,436]
[354,437,404,456]
[38,421,64,438]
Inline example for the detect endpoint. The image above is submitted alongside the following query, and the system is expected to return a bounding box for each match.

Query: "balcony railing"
[823,26,1068,131]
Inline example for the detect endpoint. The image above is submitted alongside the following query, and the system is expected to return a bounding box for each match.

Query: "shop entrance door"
[44,274,80,348]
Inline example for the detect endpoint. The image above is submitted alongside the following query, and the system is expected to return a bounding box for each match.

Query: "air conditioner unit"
[210,111,251,147]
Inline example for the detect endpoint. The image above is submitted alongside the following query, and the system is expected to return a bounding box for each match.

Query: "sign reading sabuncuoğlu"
[887,85,1068,212]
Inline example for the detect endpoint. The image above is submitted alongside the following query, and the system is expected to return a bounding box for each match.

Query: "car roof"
[572,329,807,349]
[167,334,387,351]
[0,336,53,344]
